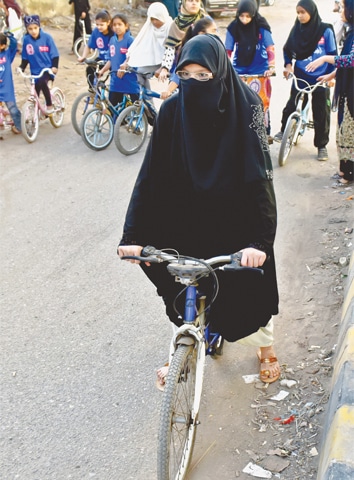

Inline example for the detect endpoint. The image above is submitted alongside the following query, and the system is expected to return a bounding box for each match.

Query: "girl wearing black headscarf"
[306,0,353,184]
[225,0,275,138]
[273,0,337,162]
[118,35,280,385]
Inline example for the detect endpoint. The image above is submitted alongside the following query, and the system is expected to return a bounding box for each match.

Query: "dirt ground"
[5,7,354,479]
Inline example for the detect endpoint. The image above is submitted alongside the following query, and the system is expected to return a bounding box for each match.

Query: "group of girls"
[0,14,60,135]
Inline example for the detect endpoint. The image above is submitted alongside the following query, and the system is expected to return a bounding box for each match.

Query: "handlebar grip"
[223,263,264,275]
[121,255,158,263]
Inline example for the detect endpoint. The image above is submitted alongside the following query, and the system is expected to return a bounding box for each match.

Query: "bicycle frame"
[18,67,55,117]
[278,74,326,166]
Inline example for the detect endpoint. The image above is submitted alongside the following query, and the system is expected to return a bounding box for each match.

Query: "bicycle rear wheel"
[278,117,298,167]
[114,105,148,156]
[74,36,97,61]
[80,108,114,151]
[71,91,95,135]
[49,87,65,128]
[157,344,199,480]
[21,100,39,143]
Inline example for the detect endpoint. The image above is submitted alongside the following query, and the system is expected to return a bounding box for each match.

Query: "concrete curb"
[317,252,354,480]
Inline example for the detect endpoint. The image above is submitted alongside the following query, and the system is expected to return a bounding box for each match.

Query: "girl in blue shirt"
[99,14,139,105]
[225,0,275,138]
[0,31,21,133]
[273,0,337,161]
[78,10,113,89]
[20,15,59,115]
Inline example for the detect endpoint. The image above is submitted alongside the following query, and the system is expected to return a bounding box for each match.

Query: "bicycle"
[79,70,132,151]
[71,59,106,136]
[0,101,14,136]
[18,68,65,143]
[278,74,326,167]
[73,18,97,61]
[121,245,264,480]
[114,70,161,156]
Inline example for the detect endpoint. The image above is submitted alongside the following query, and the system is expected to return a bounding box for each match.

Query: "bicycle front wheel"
[74,36,97,61]
[80,108,114,151]
[71,91,95,135]
[21,100,39,143]
[114,105,148,156]
[278,117,298,167]
[157,344,199,480]
[49,87,65,128]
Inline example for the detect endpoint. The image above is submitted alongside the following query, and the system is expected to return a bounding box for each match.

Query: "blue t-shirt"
[0,34,17,102]
[21,29,59,76]
[284,27,337,85]
[108,32,140,95]
[88,28,112,62]
[225,28,274,75]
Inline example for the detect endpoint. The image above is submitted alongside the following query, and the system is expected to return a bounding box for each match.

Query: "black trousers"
[280,83,331,148]
[35,72,53,107]
[73,13,92,46]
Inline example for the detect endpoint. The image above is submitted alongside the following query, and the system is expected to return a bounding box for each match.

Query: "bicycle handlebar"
[121,245,264,276]
[286,73,326,93]
[238,72,276,78]
[17,67,56,80]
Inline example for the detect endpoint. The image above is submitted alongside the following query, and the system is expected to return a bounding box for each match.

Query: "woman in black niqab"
[119,34,280,383]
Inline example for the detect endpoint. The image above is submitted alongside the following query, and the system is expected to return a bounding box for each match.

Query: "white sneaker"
[46,106,54,115]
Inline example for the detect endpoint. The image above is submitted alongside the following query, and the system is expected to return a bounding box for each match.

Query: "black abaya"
[120,35,279,341]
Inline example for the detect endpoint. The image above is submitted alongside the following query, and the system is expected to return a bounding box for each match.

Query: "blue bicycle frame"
[184,285,222,356]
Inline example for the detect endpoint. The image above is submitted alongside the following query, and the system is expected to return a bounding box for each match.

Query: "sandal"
[156,363,169,392]
[331,172,344,180]
[257,350,280,384]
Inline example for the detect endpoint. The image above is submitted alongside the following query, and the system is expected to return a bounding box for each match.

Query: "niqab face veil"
[174,35,273,193]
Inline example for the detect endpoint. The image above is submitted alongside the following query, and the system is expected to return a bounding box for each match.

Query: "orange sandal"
[257,350,280,384]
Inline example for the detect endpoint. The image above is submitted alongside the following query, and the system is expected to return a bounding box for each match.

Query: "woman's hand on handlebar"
[157,67,169,82]
[316,71,336,87]
[283,64,293,79]
[118,245,151,266]
[240,248,266,268]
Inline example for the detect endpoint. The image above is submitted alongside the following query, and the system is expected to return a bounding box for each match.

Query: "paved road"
[1,1,351,478]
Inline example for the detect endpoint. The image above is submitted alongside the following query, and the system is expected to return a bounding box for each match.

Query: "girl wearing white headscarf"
[120,3,172,87]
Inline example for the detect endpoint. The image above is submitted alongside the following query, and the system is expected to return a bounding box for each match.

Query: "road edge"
[317,250,354,479]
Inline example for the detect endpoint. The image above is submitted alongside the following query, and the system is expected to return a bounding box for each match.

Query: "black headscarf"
[284,0,331,60]
[174,34,272,193]
[226,0,271,66]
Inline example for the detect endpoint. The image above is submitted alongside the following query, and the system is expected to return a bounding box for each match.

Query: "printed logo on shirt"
[318,36,325,45]
[97,38,104,49]
[26,44,35,55]
[0,57,7,65]
[110,45,116,57]
[120,48,128,54]
[39,46,50,52]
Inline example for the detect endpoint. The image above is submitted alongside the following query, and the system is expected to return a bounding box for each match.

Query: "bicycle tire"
[71,91,95,135]
[21,100,39,143]
[114,105,148,156]
[80,107,114,151]
[157,344,199,480]
[49,87,65,128]
[278,117,298,167]
[73,36,97,61]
